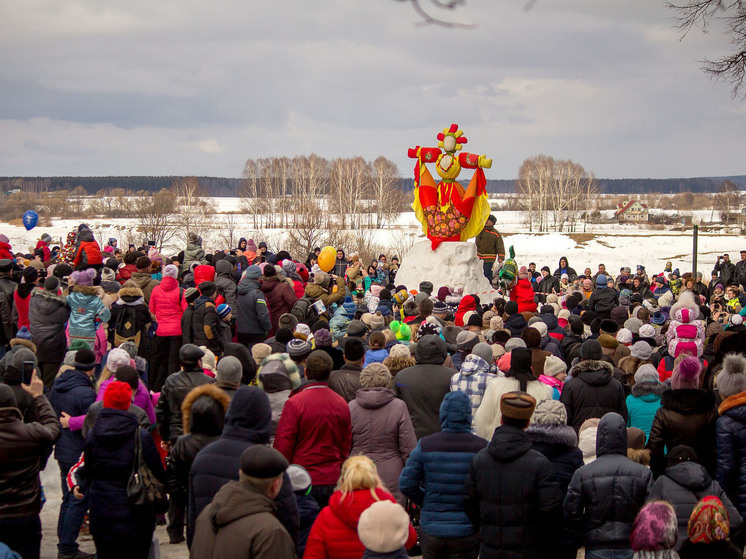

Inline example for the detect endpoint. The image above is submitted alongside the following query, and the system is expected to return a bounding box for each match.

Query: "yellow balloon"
[318,246,337,273]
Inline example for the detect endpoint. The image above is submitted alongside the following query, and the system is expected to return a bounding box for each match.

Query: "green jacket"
[475,226,505,261]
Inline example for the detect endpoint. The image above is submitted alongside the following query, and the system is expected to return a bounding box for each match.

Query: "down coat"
[67,285,111,339]
[716,391,746,518]
[650,460,742,550]
[463,424,563,558]
[148,277,186,337]
[72,225,102,268]
[560,359,628,432]
[28,288,70,363]
[214,260,237,311]
[526,422,583,498]
[564,413,653,551]
[399,391,487,539]
[625,380,665,441]
[304,487,417,559]
[349,387,416,504]
[260,276,297,336]
[666,291,705,359]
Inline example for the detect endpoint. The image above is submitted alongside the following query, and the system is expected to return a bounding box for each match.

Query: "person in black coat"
[564,412,653,556]
[560,340,628,432]
[187,386,298,549]
[48,348,98,559]
[560,318,584,368]
[586,275,619,320]
[74,381,166,559]
[165,384,230,544]
[191,282,223,356]
[1,346,39,423]
[535,267,560,304]
[649,445,742,550]
[28,278,70,387]
[553,256,578,280]
[155,344,214,444]
[503,301,527,338]
[464,391,563,559]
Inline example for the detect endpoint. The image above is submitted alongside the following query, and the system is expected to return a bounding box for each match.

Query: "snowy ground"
[2,200,744,278]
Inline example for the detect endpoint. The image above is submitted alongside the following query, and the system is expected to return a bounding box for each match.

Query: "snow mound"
[396,240,494,295]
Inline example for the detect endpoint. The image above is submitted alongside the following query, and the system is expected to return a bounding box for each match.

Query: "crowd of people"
[1,223,746,559]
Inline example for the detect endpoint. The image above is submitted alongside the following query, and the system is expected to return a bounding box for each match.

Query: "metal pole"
[692,224,698,279]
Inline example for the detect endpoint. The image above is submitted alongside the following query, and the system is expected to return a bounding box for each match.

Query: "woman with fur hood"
[165,384,230,545]
[67,268,111,350]
[714,353,746,520]
[108,285,151,357]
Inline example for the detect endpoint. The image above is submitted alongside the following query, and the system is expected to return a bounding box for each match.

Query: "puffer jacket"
[647,389,717,477]
[108,286,150,351]
[349,387,416,503]
[116,263,137,286]
[399,391,487,539]
[0,240,13,261]
[587,287,619,318]
[28,288,70,363]
[165,384,230,500]
[236,276,271,336]
[504,313,527,337]
[304,275,345,309]
[49,368,97,464]
[454,295,477,327]
[510,279,538,313]
[560,359,628,432]
[625,381,665,440]
[192,295,222,355]
[67,285,111,339]
[260,276,297,336]
[463,424,563,558]
[155,366,214,442]
[213,260,237,311]
[72,225,103,268]
[0,392,60,519]
[716,391,746,518]
[183,238,206,271]
[650,460,742,550]
[564,413,653,551]
[188,387,298,548]
[304,487,417,559]
[149,276,186,337]
[394,336,456,440]
[123,271,159,304]
[539,311,564,341]
[526,422,583,498]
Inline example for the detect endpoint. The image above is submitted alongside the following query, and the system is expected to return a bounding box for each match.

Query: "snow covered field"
[2,198,744,278]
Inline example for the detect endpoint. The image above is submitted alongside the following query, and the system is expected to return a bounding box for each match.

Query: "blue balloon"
[22,210,39,231]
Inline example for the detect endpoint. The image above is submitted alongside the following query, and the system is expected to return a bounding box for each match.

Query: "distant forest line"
[2,175,745,196]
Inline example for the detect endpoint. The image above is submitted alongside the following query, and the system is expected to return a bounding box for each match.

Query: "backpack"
[290,296,320,327]
[114,305,142,347]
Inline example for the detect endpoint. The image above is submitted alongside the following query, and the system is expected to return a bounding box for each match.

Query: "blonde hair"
[96,366,115,392]
[336,456,383,501]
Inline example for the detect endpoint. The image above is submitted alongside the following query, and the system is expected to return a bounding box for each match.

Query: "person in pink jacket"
[149,264,187,392]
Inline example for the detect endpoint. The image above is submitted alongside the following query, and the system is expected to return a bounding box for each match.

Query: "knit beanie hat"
[357,500,410,554]
[163,264,179,279]
[489,316,504,331]
[505,300,519,315]
[370,312,386,331]
[251,343,272,366]
[471,342,494,365]
[630,501,678,553]
[569,316,584,336]
[103,380,132,411]
[184,287,200,304]
[634,364,660,385]
[360,363,392,388]
[200,347,217,373]
[74,348,96,370]
[532,321,548,338]
[482,310,496,328]
[388,344,411,360]
[688,496,731,544]
[638,324,656,339]
[43,276,60,292]
[543,355,567,378]
[286,339,312,360]
[71,268,96,287]
[456,330,479,352]
[630,341,653,361]
[504,338,527,352]
[100,267,116,282]
[216,356,243,385]
[294,323,311,340]
[314,328,333,348]
[580,339,603,361]
[106,348,131,374]
[216,304,231,319]
[671,355,701,390]
[531,399,568,425]
[624,317,643,335]
[616,328,633,345]
[715,354,746,399]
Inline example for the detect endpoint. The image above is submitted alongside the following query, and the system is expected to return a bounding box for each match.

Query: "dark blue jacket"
[49,368,96,465]
[187,386,298,548]
[82,409,165,550]
[526,423,583,498]
[399,391,487,538]
[296,492,320,558]
[716,397,746,518]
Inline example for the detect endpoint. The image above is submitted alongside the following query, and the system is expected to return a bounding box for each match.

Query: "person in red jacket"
[510,266,538,313]
[72,224,103,269]
[274,350,352,509]
[14,267,38,330]
[455,295,477,327]
[0,234,13,261]
[304,456,418,559]
[116,252,138,285]
[260,265,297,337]
[34,233,52,262]
[148,264,187,392]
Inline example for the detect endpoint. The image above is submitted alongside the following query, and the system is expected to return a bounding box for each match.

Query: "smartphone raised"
[147,240,156,247]
[23,361,35,384]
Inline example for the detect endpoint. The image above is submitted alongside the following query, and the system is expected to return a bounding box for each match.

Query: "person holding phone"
[0,348,41,424]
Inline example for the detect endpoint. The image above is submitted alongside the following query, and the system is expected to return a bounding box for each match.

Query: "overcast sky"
[1,0,744,179]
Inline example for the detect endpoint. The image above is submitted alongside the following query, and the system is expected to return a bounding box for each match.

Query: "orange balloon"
[318,246,337,273]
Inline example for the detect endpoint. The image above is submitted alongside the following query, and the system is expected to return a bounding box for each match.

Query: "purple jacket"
[68,377,155,432]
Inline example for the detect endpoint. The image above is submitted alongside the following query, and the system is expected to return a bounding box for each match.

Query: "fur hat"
[671,355,702,390]
[716,354,746,399]
[616,328,633,345]
[531,399,567,425]
[630,341,653,361]
[357,500,410,554]
[500,391,536,420]
[106,348,131,373]
[360,363,392,388]
[543,355,567,378]
[634,364,659,385]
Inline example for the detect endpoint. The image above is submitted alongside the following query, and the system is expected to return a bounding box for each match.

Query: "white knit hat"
[106,348,131,373]
[638,324,656,339]
[616,328,633,345]
[543,355,567,378]
[357,500,410,553]
[634,364,659,385]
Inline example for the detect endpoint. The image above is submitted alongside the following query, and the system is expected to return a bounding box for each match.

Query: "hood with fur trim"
[669,290,699,322]
[9,337,37,353]
[71,284,105,299]
[115,285,145,305]
[181,383,231,435]
[569,359,614,386]
[526,422,578,449]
